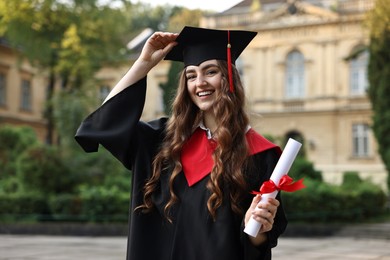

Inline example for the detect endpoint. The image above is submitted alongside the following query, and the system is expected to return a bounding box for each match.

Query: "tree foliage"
[0,0,70,66]
[0,125,38,178]
[366,0,390,189]
[288,157,323,182]
[0,125,39,195]
[17,145,74,194]
[0,0,132,143]
[167,8,205,32]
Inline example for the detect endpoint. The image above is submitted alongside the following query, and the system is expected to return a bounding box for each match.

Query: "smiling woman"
[75,26,287,260]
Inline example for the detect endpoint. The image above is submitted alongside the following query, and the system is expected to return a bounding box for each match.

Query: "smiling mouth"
[197,90,214,97]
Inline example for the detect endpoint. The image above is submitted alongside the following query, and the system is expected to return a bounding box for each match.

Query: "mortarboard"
[164,26,257,92]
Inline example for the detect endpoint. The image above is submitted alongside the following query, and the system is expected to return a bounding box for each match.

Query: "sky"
[135,0,243,12]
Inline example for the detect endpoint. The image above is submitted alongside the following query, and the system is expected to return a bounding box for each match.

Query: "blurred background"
[0,0,389,242]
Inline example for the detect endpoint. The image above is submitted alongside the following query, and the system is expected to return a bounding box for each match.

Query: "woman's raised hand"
[138,32,178,70]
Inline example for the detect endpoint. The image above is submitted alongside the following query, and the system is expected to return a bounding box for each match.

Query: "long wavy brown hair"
[137,60,250,221]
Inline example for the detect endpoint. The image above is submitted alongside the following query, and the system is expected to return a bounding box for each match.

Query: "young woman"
[75,26,287,260]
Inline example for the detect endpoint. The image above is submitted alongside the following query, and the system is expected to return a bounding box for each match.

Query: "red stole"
[180,128,280,186]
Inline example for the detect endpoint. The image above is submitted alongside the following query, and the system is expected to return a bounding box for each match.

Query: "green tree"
[17,145,74,194]
[0,0,71,144]
[289,157,323,182]
[129,3,183,31]
[167,8,205,32]
[0,125,39,194]
[0,125,38,177]
[0,0,131,144]
[366,0,390,189]
[56,1,132,90]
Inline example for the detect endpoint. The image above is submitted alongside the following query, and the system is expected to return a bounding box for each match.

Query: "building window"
[285,50,305,99]
[352,123,369,157]
[20,79,32,111]
[350,50,369,95]
[99,85,111,103]
[0,73,6,106]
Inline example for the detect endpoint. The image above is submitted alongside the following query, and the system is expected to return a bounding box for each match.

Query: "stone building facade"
[199,0,385,187]
[0,40,48,141]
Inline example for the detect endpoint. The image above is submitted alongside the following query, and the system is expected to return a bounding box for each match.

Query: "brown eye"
[186,74,196,81]
[206,69,217,76]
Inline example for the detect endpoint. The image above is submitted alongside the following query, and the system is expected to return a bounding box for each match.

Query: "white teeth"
[197,91,213,97]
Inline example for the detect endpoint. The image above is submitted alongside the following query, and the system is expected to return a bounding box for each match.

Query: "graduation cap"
[164,26,257,92]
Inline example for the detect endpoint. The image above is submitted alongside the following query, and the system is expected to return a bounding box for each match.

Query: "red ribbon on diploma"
[251,175,305,195]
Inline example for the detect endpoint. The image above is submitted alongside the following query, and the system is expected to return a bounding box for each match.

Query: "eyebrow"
[185,64,219,74]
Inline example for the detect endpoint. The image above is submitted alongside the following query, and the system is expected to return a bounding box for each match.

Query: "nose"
[195,75,207,87]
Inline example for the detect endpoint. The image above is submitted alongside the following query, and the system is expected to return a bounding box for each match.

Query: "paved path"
[1,235,390,260]
[274,237,390,260]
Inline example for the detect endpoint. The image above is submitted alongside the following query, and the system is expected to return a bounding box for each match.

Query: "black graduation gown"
[75,77,287,260]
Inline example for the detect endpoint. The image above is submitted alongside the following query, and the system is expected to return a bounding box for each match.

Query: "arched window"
[285,50,305,99]
[349,49,369,95]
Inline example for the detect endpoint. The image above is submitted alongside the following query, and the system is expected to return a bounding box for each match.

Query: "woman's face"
[185,59,223,112]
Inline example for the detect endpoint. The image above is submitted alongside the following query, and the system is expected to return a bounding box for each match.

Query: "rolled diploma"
[244,138,302,237]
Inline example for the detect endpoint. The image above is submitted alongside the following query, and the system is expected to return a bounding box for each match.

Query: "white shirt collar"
[199,121,213,139]
[197,121,252,140]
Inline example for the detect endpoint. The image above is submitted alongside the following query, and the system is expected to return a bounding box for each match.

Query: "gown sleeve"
[74,77,151,170]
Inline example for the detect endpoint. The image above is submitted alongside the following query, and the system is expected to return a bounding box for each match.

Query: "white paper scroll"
[244,138,302,237]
